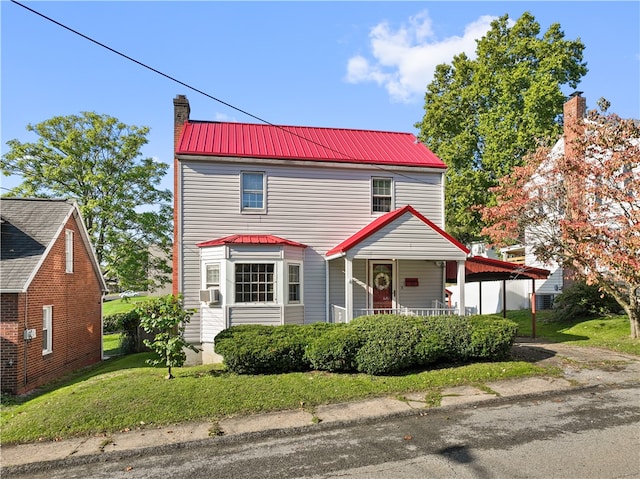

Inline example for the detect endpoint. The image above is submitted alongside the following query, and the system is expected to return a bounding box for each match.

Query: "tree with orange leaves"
[481,106,640,338]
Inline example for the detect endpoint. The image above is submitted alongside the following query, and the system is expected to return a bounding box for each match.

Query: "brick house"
[1,198,107,395]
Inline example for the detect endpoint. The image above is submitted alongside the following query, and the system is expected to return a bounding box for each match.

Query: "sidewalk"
[2,341,639,471]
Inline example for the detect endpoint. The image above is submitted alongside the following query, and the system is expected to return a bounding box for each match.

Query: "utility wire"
[9,0,442,185]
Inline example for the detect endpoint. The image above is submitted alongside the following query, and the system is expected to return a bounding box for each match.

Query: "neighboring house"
[449,93,594,315]
[0,198,107,395]
[172,94,470,364]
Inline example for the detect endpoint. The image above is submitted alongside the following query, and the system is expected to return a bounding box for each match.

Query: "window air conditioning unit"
[199,288,220,304]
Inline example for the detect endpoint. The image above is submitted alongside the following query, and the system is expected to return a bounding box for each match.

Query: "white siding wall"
[229,306,282,326]
[283,305,304,325]
[349,214,467,260]
[396,260,442,309]
[180,160,445,340]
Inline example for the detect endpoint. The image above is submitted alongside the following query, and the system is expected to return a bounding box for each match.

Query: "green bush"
[103,313,125,333]
[468,316,518,360]
[422,315,473,362]
[215,323,335,374]
[552,281,621,322]
[305,325,363,372]
[352,315,426,375]
[215,315,519,376]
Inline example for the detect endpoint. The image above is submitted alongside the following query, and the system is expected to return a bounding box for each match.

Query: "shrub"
[552,281,620,322]
[215,323,333,374]
[103,313,124,333]
[421,315,473,362]
[468,316,518,360]
[305,325,363,372]
[352,315,426,375]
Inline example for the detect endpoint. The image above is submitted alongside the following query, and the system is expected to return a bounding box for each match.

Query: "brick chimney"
[172,95,190,295]
[563,91,586,163]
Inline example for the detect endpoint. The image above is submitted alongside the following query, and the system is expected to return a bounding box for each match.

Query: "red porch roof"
[176,121,447,169]
[446,256,550,283]
[325,205,469,257]
[197,234,307,248]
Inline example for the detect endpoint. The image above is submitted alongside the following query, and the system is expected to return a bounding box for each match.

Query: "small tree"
[135,295,199,379]
[481,107,640,338]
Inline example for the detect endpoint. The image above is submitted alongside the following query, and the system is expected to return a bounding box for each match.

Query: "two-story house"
[172,95,469,364]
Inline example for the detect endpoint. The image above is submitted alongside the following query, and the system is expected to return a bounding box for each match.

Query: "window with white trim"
[372,178,393,213]
[65,229,74,273]
[288,264,301,303]
[43,306,53,354]
[235,263,275,302]
[241,172,265,211]
[205,263,220,289]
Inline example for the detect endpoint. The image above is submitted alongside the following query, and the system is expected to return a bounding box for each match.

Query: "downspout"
[23,290,28,389]
[325,259,329,322]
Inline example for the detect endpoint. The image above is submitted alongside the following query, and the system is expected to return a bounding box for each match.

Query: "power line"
[9,0,441,187]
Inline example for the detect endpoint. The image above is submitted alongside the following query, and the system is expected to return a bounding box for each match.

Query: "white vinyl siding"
[396,260,443,309]
[42,305,53,354]
[179,160,445,338]
[65,229,73,273]
[229,305,282,326]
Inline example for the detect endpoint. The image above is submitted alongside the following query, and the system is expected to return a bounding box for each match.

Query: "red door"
[372,263,393,313]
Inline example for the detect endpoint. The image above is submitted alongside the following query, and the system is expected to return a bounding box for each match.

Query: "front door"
[372,262,393,312]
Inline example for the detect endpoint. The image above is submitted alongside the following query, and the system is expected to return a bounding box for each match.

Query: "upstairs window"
[372,178,393,213]
[241,172,265,212]
[235,263,275,303]
[65,229,74,273]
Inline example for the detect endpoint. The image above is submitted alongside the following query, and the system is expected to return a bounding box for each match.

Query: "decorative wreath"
[374,272,391,290]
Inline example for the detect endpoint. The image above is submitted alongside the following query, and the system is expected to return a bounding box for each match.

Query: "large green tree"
[416,12,587,243]
[1,112,172,292]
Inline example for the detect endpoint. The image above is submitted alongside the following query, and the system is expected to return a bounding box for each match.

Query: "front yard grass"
[506,310,640,356]
[0,352,555,445]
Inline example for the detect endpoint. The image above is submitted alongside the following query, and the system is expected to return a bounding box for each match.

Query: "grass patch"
[103,296,151,316]
[103,333,122,357]
[0,353,554,445]
[506,310,640,355]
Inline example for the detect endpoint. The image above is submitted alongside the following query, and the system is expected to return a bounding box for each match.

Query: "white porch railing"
[331,305,475,323]
[354,307,459,318]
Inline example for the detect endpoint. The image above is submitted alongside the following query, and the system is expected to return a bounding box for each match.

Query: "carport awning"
[446,256,550,283]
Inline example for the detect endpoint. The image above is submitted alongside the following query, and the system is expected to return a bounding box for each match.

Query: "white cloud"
[345,11,496,103]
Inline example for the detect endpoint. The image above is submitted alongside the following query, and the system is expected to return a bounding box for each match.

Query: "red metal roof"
[325,205,469,257]
[176,121,446,169]
[196,234,307,248]
[446,256,550,282]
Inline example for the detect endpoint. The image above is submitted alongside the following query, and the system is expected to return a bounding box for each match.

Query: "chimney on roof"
[174,94,190,140]
[563,91,586,163]
[172,94,190,296]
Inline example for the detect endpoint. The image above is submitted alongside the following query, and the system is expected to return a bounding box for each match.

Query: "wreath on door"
[374,271,391,290]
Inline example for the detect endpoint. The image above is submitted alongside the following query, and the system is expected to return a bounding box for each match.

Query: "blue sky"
[2,1,639,194]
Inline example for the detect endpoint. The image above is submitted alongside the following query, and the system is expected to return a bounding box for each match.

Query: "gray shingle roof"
[1,198,76,291]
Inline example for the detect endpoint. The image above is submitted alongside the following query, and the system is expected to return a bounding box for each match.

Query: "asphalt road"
[6,385,640,479]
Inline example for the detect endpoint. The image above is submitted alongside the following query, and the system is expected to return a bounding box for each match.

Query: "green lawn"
[506,310,640,355]
[103,296,151,316]
[0,353,553,444]
[103,333,122,356]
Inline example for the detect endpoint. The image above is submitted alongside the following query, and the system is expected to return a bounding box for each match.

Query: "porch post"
[457,260,466,315]
[345,256,353,322]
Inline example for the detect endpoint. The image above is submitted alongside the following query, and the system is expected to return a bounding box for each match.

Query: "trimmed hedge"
[215,323,333,374]
[215,314,518,375]
[305,325,363,372]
